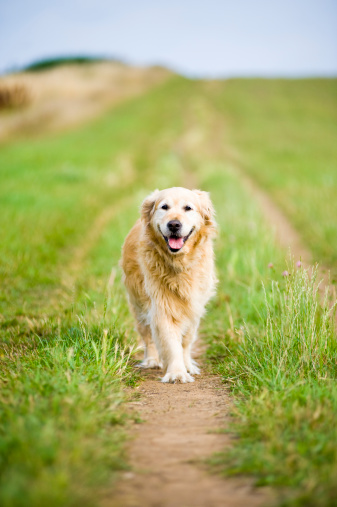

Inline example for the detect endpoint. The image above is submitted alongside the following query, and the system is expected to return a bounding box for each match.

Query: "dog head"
[141,187,216,255]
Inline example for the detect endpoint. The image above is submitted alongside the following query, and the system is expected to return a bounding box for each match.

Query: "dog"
[120,187,217,383]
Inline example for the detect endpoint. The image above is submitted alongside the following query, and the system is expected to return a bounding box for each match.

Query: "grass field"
[1,75,336,506]
[209,78,337,280]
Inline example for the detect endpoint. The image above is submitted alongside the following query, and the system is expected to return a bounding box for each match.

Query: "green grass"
[0,76,193,506]
[1,75,336,506]
[206,260,337,505]
[0,76,192,316]
[196,157,337,505]
[0,312,133,506]
[0,201,138,507]
[169,150,335,505]
[208,78,337,280]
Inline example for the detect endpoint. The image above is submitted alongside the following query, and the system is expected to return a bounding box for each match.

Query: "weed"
[0,83,30,109]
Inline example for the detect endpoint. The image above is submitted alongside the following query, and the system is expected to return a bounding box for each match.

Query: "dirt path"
[107,363,270,507]
[235,169,336,308]
[102,100,300,507]
[103,116,273,505]
[104,94,334,507]
[239,173,312,264]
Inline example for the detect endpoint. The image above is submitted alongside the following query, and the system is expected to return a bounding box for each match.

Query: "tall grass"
[209,264,337,506]
[226,265,337,391]
[0,296,136,507]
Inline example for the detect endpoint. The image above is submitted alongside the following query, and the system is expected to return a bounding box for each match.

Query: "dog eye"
[161,204,169,210]
[184,205,192,211]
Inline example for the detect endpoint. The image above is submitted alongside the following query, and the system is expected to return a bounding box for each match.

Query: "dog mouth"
[160,227,195,253]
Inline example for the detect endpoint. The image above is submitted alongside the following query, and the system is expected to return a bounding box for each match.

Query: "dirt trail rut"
[237,169,336,308]
[107,364,269,507]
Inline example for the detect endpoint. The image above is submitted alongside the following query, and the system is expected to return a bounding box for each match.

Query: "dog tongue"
[168,237,184,250]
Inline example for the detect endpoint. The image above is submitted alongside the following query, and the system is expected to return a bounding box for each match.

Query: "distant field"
[209,78,337,279]
[0,76,336,506]
[0,61,170,142]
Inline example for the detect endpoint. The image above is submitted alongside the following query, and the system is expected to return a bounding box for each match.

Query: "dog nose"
[167,220,182,233]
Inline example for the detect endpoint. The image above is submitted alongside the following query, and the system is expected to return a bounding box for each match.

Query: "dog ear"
[193,189,217,233]
[141,189,160,223]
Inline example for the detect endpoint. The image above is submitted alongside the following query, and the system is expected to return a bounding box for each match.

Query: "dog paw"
[161,370,194,383]
[184,355,201,375]
[137,357,162,369]
[186,360,201,375]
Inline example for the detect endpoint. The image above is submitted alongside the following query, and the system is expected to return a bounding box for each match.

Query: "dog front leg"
[151,310,194,383]
[183,320,201,375]
[136,321,161,369]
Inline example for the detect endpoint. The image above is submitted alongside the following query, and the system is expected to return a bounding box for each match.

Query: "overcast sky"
[1,0,336,77]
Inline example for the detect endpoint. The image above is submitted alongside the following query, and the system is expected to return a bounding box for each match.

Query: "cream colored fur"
[120,187,217,383]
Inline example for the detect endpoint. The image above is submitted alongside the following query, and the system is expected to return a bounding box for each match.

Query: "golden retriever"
[120,187,217,383]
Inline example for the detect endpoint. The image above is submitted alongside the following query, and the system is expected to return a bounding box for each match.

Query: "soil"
[106,365,271,507]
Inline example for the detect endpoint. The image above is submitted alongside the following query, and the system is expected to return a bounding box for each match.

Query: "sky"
[1,0,336,77]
